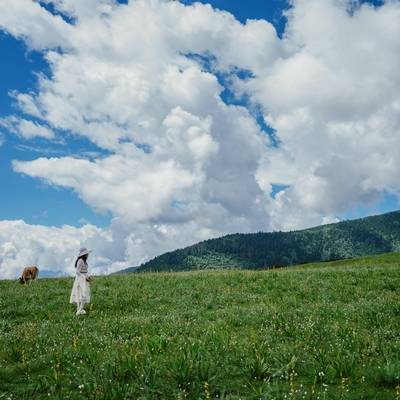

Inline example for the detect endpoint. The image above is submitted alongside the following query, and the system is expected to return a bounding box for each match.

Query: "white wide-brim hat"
[78,247,92,257]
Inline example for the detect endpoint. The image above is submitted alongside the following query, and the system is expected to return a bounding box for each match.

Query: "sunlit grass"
[1,253,400,399]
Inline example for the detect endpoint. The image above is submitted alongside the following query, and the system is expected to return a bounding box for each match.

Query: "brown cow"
[19,266,39,285]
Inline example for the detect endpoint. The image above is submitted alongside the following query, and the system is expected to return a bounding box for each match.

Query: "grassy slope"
[1,253,400,399]
[290,251,400,271]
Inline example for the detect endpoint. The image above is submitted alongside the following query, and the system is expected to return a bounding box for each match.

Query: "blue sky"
[181,0,290,37]
[0,0,398,230]
[0,0,399,277]
[0,32,111,227]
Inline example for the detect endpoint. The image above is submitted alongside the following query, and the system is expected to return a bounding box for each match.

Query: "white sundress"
[70,258,91,305]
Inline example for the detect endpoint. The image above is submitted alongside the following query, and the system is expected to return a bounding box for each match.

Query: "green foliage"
[130,210,400,273]
[1,252,400,399]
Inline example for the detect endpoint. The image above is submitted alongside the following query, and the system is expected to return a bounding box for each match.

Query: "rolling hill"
[121,210,400,273]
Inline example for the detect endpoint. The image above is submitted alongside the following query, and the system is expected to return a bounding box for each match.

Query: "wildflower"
[72,336,78,351]
[204,382,212,400]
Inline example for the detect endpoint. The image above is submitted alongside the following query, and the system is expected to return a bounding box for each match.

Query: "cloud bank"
[0,0,399,278]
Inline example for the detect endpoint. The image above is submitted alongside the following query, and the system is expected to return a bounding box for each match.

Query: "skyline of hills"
[120,210,400,273]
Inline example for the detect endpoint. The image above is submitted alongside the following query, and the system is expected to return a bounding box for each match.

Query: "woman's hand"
[86,276,92,282]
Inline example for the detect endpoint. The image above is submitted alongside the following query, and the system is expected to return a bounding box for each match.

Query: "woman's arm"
[76,259,84,276]
[85,267,91,282]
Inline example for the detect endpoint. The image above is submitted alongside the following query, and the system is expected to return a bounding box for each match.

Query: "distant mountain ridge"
[120,210,400,273]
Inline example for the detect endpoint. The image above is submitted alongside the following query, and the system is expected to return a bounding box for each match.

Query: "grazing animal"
[19,266,39,285]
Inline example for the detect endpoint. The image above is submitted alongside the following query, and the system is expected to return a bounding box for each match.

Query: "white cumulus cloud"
[0,0,399,277]
[0,220,112,279]
[0,116,55,139]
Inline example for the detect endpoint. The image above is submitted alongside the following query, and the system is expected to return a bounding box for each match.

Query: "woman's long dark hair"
[75,254,88,268]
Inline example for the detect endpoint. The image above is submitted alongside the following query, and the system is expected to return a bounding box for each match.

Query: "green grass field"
[1,253,400,399]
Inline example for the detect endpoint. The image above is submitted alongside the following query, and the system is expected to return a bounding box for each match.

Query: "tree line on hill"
[120,210,400,273]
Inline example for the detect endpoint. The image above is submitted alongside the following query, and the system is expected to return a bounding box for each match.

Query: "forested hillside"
[122,210,400,273]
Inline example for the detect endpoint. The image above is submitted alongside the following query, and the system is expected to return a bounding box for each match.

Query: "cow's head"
[18,277,25,284]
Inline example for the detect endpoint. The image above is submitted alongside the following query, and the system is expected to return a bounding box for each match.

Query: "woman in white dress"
[70,247,92,315]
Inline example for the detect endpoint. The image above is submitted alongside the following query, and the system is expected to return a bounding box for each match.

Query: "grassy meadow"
[1,253,400,399]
